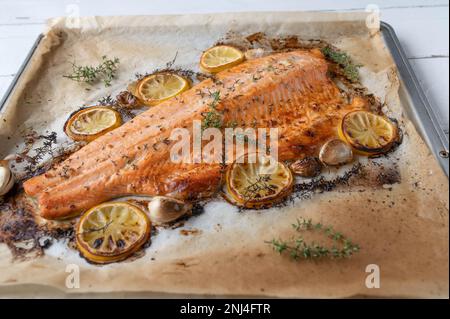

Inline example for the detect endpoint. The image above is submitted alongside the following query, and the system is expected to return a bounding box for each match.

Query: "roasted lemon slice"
[200,45,245,73]
[226,154,293,208]
[221,183,245,207]
[65,106,122,142]
[76,202,151,264]
[338,110,398,155]
[135,73,189,106]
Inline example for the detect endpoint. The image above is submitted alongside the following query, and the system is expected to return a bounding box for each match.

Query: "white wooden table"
[0,0,448,136]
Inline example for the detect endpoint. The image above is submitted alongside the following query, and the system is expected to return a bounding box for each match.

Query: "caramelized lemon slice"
[76,202,151,264]
[65,106,122,142]
[135,73,189,106]
[200,45,245,73]
[226,154,293,209]
[338,111,398,155]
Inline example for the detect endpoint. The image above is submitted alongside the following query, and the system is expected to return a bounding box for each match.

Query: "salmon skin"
[23,50,364,219]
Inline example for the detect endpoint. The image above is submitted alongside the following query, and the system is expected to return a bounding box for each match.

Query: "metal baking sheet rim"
[0,21,448,177]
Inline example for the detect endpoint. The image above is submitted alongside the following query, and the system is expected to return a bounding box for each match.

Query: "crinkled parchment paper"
[0,12,448,298]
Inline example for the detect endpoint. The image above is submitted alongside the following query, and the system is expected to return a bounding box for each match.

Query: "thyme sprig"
[266,217,360,260]
[19,131,58,177]
[242,174,275,203]
[81,221,113,235]
[64,56,120,87]
[321,47,361,82]
[201,90,223,130]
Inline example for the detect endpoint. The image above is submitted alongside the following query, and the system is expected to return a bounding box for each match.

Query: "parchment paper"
[0,12,448,298]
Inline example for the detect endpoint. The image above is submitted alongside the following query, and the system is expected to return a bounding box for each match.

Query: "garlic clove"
[3,154,16,161]
[0,165,11,187]
[0,169,14,196]
[4,173,15,192]
[116,91,139,109]
[0,165,14,196]
[1,155,16,196]
[148,196,192,225]
[290,157,322,178]
[319,139,354,166]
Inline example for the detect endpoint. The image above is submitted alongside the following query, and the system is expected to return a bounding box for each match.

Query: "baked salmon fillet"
[23,50,365,219]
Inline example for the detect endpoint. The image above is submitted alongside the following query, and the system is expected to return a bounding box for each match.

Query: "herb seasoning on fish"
[201,91,223,130]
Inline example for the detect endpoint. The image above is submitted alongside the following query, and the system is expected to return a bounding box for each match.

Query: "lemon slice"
[226,154,293,208]
[135,73,189,106]
[338,110,398,155]
[76,202,151,264]
[200,45,245,73]
[221,183,245,207]
[65,106,122,142]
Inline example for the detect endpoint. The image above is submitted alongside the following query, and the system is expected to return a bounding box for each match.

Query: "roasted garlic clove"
[0,155,15,196]
[116,91,139,108]
[290,157,323,177]
[148,196,192,225]
[319,139,354,166]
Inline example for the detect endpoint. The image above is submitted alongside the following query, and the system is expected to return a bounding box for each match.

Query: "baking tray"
[380,22,449,176]
[0,22,448,177]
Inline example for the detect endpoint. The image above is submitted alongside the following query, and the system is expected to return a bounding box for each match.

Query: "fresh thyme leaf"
[266,217,360,260]
[209,91,221,106]
[201,90,223,130]
[97,95,116,106]
[202,111,222,130]
[321,47,361,82]
[165,51,179,69]
[63,56,120,87]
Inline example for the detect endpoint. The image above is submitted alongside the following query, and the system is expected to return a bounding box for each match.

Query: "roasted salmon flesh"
[23,50,365,219]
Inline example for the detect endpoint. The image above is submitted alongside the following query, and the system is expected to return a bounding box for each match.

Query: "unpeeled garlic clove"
[319,139,354,166]
[290,157,323,178]
[148,196,192,225]
[0,156,15,196]
[1,173,15,196]
[116,91,139,109]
